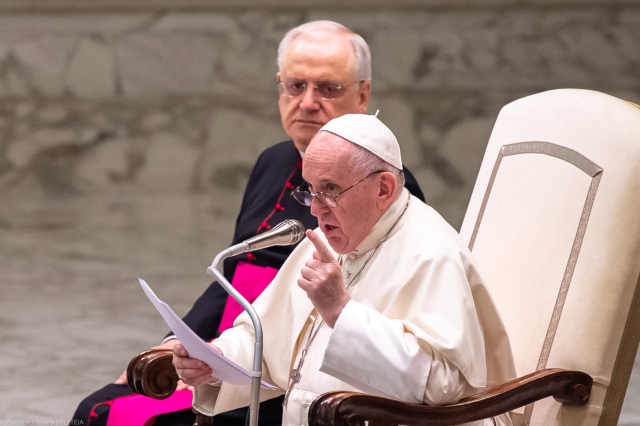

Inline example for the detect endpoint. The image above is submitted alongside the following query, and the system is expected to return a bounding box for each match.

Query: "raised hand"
[297,229,350,328]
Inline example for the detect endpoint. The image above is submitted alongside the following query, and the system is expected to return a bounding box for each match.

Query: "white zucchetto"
[319,113,403,169]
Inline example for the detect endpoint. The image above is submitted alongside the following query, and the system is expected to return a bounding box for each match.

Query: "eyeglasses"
[278,78,360,100]
[291,171,383,208]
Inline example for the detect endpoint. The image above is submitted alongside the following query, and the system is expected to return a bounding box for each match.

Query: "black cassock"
[72,140,425,426]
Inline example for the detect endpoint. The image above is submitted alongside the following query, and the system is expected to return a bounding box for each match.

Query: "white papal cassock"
[193,189,517,426]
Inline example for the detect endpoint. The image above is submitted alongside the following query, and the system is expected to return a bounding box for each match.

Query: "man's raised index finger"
[306,229,336,263]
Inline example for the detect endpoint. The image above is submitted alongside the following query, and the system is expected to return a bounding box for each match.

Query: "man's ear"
[357,81,371,114]
[276,71,281,83]
[376,172,397,209]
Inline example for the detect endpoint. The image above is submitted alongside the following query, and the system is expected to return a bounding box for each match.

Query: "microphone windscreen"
[244,219,306,251]
[286,219,306,245]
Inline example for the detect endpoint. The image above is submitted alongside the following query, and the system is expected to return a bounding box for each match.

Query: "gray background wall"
[0,4,639,227]
[0,2,638,423]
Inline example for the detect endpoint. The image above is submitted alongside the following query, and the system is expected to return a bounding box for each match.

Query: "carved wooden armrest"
[127,349,178,399]
[309,368,592,426]
[127,349,217,424]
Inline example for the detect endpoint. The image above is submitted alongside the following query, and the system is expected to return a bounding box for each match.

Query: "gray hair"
[277,20,372,82]
[346,140,405,191]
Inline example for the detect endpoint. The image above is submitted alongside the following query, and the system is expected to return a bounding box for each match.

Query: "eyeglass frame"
[291,171,384,208]
[277,77,362,101]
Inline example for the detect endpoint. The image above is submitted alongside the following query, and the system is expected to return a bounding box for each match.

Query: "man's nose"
[299,85,320,111]
[309,196,328,217]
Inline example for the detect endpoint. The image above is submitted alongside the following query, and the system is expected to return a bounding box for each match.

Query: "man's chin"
[322,227,348,253]
[326,238,347,254]
[291,122,323,138]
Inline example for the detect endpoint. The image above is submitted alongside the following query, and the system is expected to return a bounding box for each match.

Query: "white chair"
[309,89,640,426]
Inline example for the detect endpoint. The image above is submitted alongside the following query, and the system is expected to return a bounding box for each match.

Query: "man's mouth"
[322,224,339,233]
[294,119,322,125]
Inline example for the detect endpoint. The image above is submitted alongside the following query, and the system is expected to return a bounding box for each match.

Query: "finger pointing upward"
[306,229,336,263]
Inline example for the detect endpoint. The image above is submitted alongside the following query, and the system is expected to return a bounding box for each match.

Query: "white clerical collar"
[299,150,304,158]
[349,188,410,257]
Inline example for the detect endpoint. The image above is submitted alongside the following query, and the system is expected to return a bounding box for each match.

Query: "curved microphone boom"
[205,219,305,426]
[224,219,306,257]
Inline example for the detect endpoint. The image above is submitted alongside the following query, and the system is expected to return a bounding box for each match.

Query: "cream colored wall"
[0,5,638,229]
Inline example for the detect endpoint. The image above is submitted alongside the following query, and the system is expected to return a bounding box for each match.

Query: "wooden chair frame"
[127,350,593,426]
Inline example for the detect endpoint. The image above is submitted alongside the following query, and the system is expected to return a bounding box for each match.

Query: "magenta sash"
[105,389,192,426]
[217,261,279,333]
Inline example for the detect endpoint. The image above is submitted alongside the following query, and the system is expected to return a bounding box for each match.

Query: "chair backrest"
[459,89,640,426]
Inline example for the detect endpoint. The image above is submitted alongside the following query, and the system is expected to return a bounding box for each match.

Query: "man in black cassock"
[72,20,424,426]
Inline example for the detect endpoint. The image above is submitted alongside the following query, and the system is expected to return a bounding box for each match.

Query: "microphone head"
[244,219,306,252]
[281,219,306,245]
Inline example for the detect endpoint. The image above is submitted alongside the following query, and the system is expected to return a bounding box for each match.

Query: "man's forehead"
[302,167,344,188]
[281,33,356,80]
[303,134,352,179]
[288,32,351,53]
[307,131,350,155]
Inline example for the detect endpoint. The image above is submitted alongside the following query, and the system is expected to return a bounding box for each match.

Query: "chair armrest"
[127,348,178,399]
[309,368,592,426]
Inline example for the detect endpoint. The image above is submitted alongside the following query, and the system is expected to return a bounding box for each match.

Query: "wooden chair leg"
[192,408,214,425]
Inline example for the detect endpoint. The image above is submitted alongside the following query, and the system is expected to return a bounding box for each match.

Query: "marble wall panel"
[12,35,77,96]
[199,107,287,189]
[116,33,220,95]
[368,95,422,169]
[74,136,131,190]
[0,7,636,230]
[0,13,154,33]
[66,37,116,98]
[136,131,200,192]
[371,30,429,87]
[2,67,30,97]
[151,12,238,32]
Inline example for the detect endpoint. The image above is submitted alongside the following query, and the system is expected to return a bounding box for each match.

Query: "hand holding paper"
[172,343,215,387]
[138,278,276,389]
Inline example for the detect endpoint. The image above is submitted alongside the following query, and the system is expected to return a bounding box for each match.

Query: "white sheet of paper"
[139,278,277,389]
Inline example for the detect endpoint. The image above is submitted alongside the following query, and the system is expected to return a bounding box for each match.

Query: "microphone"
[244,219,306,251]
[205,218,304,426]
[224,219,306,257]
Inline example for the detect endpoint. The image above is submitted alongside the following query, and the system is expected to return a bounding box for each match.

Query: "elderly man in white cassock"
[174,113,516,426]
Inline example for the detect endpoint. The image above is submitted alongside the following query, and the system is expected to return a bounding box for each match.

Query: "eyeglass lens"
[292,189,312,206]
[292,184,338,208]
[280,79,345,100]
[292,187,338,207]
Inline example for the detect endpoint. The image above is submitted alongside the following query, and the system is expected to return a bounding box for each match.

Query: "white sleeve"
[161,335,177,344]
[423,346,477,405]
[320,300,476,405]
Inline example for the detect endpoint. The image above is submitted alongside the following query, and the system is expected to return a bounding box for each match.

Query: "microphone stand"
[205,219,304,426]
[207,241,263,426]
